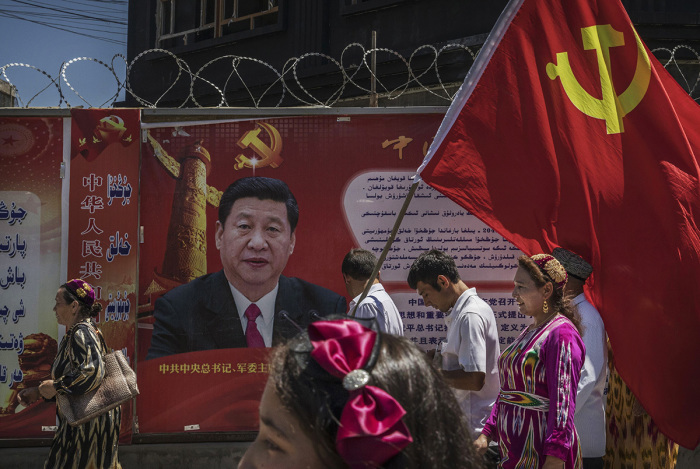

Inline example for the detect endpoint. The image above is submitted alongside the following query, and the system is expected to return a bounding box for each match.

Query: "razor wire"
[1,42,698,109]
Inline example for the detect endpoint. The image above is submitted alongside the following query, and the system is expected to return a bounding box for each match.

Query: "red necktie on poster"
[244,304,265,348]
[416,0,700,448]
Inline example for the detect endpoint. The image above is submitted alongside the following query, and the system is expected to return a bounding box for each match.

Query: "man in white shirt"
[553,247,608,469]
[407,249,500,441]
[342,248,403,335]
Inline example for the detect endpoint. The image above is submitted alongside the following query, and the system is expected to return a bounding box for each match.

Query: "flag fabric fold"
[418,0,700,448]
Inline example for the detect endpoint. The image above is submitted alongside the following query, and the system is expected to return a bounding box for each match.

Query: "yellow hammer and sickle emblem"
[234,123,283,170]
[546,24,651,134]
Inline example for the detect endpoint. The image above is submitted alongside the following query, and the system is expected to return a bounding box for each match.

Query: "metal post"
[370,30,378,107]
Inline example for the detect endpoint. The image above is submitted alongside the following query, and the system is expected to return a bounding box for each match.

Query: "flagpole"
[352,0,525,319]
[352,0,524,317]
[349,177,421,317]
[415,0,524,176]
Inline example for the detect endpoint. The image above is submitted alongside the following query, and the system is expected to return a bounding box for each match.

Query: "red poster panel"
[68,109,140,442]
[138,116,444,309]
[137,113,525,434]
[0,117,63,438]
[138,348,269,433]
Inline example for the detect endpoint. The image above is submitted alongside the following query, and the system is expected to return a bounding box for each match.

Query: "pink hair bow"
[309,320,413,469]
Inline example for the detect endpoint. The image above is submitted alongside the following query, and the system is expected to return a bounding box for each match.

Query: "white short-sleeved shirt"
[440,287,500,437]
[349,283,404,335]
[573,293,608,457]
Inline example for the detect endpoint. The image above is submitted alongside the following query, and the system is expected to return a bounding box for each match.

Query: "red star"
[2,134,19,146]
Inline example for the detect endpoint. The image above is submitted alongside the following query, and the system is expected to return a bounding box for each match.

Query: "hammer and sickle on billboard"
[546,24,651,134]
[234,123,283,170]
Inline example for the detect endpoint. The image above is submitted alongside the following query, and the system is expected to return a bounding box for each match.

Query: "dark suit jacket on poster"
[146,270,347,359]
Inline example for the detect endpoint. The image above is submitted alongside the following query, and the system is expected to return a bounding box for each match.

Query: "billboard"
[68,109,141,442]
[136,113,526,434]
[0,117,64,438]
[0,111,140,441]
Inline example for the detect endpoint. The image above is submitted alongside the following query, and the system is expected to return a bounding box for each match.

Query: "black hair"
[218,177,299,232]
[407,249,460,290]
[341,248,378,281]
[270,321,482,469]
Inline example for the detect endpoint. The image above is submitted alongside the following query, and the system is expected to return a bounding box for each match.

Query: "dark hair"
[270,328,481,469]
[60,284,103,319]
[341,248,377,281]
[218,177,299,232]
[407,249,460,290]
[517,255,582,334]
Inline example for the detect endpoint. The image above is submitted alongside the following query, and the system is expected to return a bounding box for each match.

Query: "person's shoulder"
[537,320,584,364]
[358,283,386,301]
[154,272,227,316]
[461,289,495,316]
[282,276,342,298]
[576,299,605,328]
[280,276,346,314]
[71,321,99,343]
[160,271,224,298]
[547,317,584,346]
[357,294,381,309]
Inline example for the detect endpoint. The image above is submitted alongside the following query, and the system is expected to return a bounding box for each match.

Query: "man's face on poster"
[215,197,296,301]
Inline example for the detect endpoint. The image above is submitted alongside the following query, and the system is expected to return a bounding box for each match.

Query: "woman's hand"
[38,380,57,400]
[473,433,491,456]
[18,386,41,406]
[542,455,565,469]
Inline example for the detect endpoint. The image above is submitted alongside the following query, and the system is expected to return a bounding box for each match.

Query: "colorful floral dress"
[46,320,121,469]
[482,315,585,469]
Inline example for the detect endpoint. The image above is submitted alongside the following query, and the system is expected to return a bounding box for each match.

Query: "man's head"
[219,177,299,231]
[407,249,463,313]
[551,247,592,295]
[341,249,379,298]
[215,177,299,301]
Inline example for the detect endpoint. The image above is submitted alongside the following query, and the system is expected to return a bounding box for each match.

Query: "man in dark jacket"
[147,177,346,359]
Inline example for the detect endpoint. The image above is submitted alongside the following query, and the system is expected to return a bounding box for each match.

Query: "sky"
[0,0,128,108]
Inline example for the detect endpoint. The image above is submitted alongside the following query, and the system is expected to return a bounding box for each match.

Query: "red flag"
[418,0,700,448]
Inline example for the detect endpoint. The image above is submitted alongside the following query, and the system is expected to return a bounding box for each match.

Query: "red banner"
[418,0,700,448]
[0,117,64,438]
[137,348,269,433]
[68,109,140,442]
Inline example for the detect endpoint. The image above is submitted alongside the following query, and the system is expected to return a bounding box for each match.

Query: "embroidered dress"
[603,364,678,469]
[46,321,121,469]
[482,315,585,469]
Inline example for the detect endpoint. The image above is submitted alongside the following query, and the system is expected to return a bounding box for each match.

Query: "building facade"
[124,0,700,108]
[0,78,17,107]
